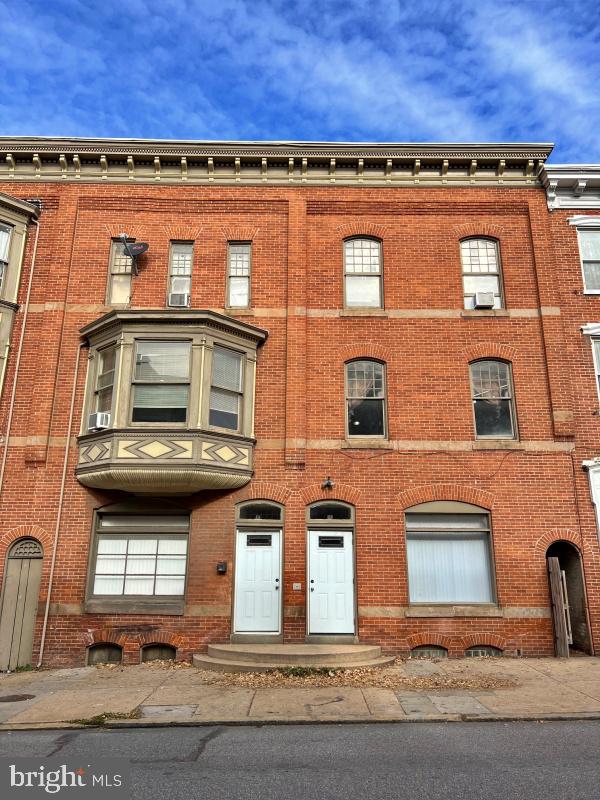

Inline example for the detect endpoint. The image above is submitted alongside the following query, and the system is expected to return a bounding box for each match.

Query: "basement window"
[87,644,123,665]
[141,644,176,662]
[410,645,448,659]
[465,645,502,657]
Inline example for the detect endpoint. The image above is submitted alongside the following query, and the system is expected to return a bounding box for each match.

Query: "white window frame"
[576,227,600,295]
[345,359,387,439]
[460,237,504,310]
[208,344,245,433]
[130,339,192,427]
[107,239,133,305]
[343,237,383,309]
[167,241,193,306]
[469,359,517,440]
[0,222,12,294]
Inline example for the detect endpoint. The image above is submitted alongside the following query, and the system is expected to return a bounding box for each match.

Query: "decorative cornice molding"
[0,137,553,188]
[541,165,600,210]
[0,191,40,218]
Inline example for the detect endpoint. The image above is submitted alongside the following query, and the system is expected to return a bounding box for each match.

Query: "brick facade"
[0,140,598,666]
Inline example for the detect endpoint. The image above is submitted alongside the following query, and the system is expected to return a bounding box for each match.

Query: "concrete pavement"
[3,657,600,728]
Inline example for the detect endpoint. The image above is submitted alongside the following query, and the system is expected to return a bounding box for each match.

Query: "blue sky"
[0,0,598,162]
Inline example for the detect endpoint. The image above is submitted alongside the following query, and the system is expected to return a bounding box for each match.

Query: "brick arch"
[336,222,387,240]
[459,633,508,652]
[299,483,362,506]
[137,630,185,649]
[0,525,52,565]
[103,225,147,241]
[339,343,392,363]
[462,342,517,363]
[236,482,292,505]
[221,226,259,241]
[397,484,495,510]
[535,528,582,556]
[406,632,453,650]
[163,225,203,241]
[453,223,504,241]
[83,628,129,648]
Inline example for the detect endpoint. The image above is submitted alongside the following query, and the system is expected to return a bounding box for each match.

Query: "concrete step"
[193,653,396,673]
[207,643,382,666]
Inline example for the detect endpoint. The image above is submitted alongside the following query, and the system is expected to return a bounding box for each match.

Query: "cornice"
[541,164,600,210]
[0,137,554,188]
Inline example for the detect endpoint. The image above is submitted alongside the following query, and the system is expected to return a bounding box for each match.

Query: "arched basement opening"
[546,541,592,656]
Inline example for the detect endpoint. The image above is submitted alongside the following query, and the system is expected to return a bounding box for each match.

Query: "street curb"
[3,712,600,732]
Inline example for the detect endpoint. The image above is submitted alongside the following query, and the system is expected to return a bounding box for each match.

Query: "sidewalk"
[2,657,600,729]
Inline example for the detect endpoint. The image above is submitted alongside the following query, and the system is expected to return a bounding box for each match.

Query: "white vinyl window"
[209,345,243,431]
[227,243,251,308]
[592,341,600,400]
[344,238,382,308]
[346,360,386,437]
[92,514,189,597]
[0,223,11,292]
[132,341,191,424]
[460,238,503,309]
[579,229,600,292]
[107,240,133,305]
[168,242,193,306]
[470,360,516,439]
[406,512,494,604]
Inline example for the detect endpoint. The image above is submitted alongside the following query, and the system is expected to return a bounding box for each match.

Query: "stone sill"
[461,309,509,318]
[341,439,393,449]
[339,309,388,317]
[472,440,524,450]
[85,600,185,616]
[406,605,502,618]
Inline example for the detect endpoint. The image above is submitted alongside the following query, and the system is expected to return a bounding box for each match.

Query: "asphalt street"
[1,722,599,800]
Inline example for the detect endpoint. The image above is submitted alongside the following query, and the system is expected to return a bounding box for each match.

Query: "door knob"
[275,584,280,590]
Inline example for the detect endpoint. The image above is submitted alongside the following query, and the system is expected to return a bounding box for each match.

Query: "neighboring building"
[0,137,597,668]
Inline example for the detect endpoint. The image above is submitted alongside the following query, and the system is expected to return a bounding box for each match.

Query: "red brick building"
[0,138,597,668]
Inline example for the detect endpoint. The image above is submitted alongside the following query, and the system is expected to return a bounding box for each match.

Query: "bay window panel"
[212,347,242,391]
[209,388,240,429]
[0,223,10,263]
[135,341,190,382]
[407,535,493,603]
[132,385,188,422]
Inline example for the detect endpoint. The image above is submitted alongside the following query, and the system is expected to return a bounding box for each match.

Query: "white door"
[308,529,355,634]
[234,529,281,633]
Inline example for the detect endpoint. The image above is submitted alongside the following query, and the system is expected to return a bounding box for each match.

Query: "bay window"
[132,341,191,423]
[0,222,11,292]
[209,345,243,430]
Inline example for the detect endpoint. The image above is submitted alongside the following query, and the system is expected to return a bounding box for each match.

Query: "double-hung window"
[346,360,386,437]
[460,238,503,309]
[344,238,382,308]
[92,513,189,599]
[0,223,11,292]
[579,229,600,292]
[95,346,116,414]
[132,341,191,423]
[209,346,243,431]
[470,360,516,439]
[227,243,251,308]
[107,240,133,305]
[406,510,494,604]
[168,242,193,306]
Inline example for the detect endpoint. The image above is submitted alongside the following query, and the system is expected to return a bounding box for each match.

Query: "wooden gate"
[547,555,571,658]
[0,539,43,671]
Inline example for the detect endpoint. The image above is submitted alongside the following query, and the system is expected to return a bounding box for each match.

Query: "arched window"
[308,502,354,523]
[469,360,516,439]
[343,238,382,308]
[460,238,503,309]
[405,501,495,605]
[141,644,177,662]
[87,643,123,665]
[345,359,386,438]
[237,501,283,522]
[410,645,448,659]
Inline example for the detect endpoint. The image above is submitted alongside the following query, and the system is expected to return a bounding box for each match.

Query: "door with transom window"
[234,529,282,633]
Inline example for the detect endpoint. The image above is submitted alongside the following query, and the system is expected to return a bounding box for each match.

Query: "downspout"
[0,215,40,493]
[37,340,86,667]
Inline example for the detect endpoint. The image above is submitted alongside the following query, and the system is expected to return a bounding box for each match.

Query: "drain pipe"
[37,340,86,667]
[0,215,41,493]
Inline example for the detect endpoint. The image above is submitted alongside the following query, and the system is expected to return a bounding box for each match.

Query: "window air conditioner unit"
[474,291,495,309]
[88,412,111,432]
[168,292,190,307]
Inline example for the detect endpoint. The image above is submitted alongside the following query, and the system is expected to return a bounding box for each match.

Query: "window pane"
[94,576,124,595]
[109,273,131,305]
[583,261,600,291]
[229,243,251,276]
[209,388,239,429]
[212,347,242,391]
[170,275,191,295]
[97,537,128,553]
[132,385,188,422]
[155,577,185,595]
[0,223,11,263]
[135,341,190,382]
[158,539,188,554]
[406,513,489,531]
[99,516,188,529]
[347,399,384,436]
[460,239,499,274]
[471,361,511,399]
[347,361,384,398]
[580,230,600,260]
[474,399,513,437]
[228,276,249,307]
[124,576,155,595]
[110,241,133,274]
[345,275,381,307]
[95,556,126,574]
[407,534,493,603]
[170,243,193,275]
[344,239,381,273]
[156,556,187,575]
[463,275,500,295]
